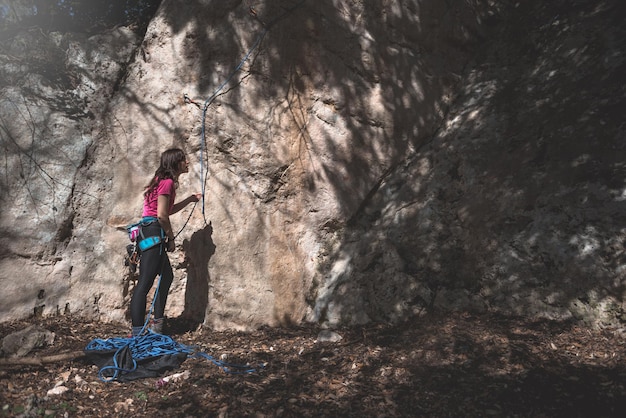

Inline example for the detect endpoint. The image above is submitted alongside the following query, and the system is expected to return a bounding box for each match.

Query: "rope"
[86,331,257,382]
[174,199,197,239]
[185,0,306,226]
[88,264,257,382]
[87,273,257,382]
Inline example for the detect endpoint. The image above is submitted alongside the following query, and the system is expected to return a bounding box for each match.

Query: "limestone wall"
[1,0,624,329]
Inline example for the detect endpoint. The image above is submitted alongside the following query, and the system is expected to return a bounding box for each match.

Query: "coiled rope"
[87,274,257,382]
[85,331,257,382]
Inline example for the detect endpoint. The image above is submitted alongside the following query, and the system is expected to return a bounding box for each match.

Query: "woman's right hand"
[166,237,176,252]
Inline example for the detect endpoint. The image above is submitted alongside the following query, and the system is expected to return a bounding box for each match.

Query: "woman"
[130,148,200,336]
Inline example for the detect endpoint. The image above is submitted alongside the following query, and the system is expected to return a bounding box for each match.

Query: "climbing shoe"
[150,318,164,334]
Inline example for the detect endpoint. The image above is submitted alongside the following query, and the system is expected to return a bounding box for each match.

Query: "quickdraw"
[124,244,140,275]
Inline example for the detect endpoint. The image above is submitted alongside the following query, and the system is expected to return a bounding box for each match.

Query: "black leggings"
[130,223,174,327]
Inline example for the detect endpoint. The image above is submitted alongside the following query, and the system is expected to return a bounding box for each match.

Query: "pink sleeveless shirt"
[142,178,176,217]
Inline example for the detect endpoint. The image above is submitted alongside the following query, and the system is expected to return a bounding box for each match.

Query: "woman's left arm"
[171,193,201,214]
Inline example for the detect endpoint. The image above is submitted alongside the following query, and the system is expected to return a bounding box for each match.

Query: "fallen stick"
[0,351,85,366]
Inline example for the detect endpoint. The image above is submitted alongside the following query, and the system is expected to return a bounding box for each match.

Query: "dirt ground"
[1,312,625,417]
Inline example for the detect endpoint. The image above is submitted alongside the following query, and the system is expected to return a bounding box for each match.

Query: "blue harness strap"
[135,217,164,251]
[141,216,158,224]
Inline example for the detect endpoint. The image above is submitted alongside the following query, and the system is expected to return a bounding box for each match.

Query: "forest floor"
[1,312,626,417]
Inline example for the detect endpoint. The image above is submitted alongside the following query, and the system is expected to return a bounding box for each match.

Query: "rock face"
[335,1,626,327]
[0,22,142,321]
[0,0,624,330]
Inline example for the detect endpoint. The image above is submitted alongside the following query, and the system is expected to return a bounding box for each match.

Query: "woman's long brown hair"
[144,148,186,197]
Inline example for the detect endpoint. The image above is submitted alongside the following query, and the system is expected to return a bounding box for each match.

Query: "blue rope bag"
[85,331,258,382]
[85,332,189,382]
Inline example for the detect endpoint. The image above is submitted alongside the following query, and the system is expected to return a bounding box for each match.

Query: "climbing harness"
[123,216,164,275]
[125,216,163,251]
[123,212,187,275]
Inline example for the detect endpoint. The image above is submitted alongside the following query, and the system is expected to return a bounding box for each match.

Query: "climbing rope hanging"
[184,0,306,227]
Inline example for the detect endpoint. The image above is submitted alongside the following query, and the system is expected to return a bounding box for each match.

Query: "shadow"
[300,0,626,326]
[171,312,626,416]
[345,316,626,417]
[175,222,215,333]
